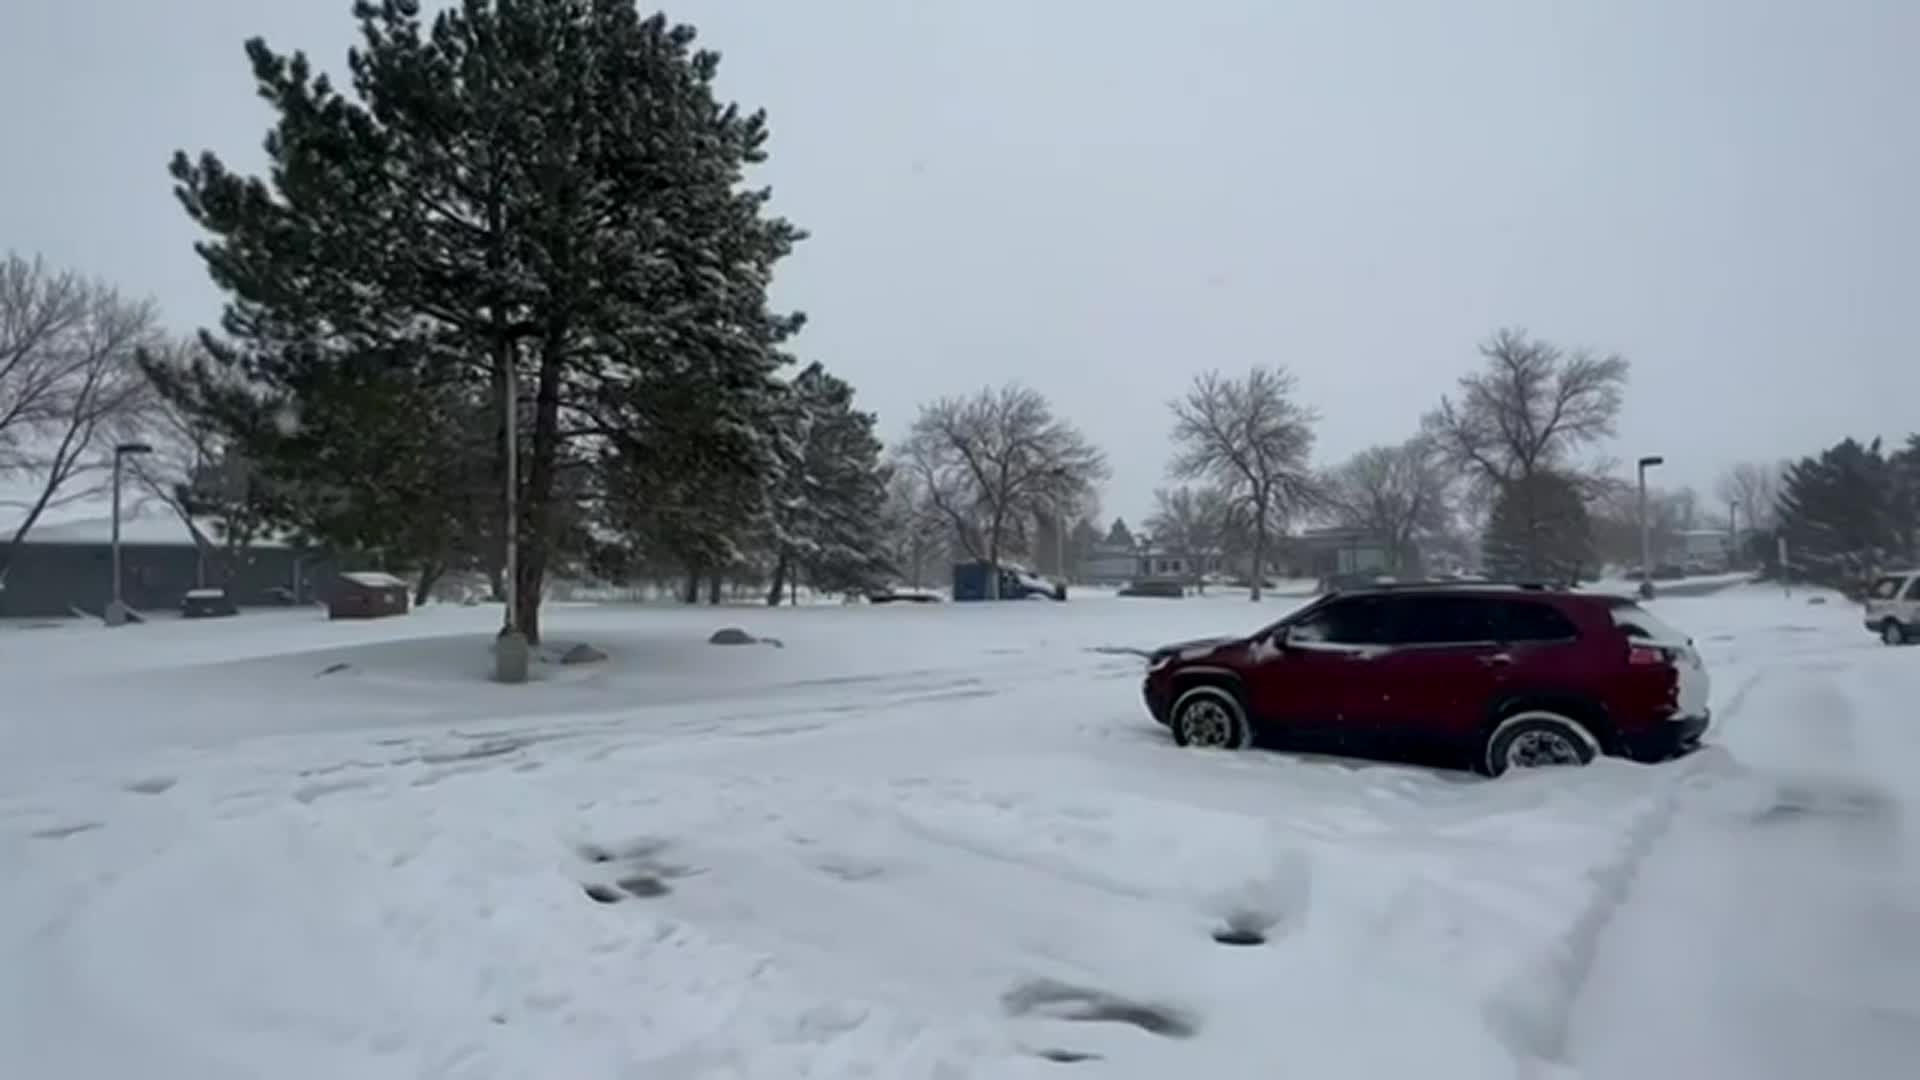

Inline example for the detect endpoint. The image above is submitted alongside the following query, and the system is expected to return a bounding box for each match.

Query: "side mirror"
[1266,626,1292,650]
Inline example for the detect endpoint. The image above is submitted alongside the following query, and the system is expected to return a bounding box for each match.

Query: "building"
[1077,542,1143,587]
[1294,527,1394,580]
[0,506,334,619]
[1675,528,1734,571]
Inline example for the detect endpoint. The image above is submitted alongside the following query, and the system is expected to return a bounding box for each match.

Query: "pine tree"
[147,0,803,642]
[762,362,891,604]
[1483,470,1594,583]
[1105,518,1136,549]
[1776,437,1903,589]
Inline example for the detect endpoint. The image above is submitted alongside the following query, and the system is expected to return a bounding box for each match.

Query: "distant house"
[1675,529,1734,570]
[0,507,331,619]
[1294,527,1395,581]
[1139,548,1228,581]
[1076,540,1228,586]
[1077,542,1143,587]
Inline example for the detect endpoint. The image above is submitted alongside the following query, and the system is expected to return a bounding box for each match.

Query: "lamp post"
[1636,454,1664,598]
[105,441,153,626]
[494,353,528,683]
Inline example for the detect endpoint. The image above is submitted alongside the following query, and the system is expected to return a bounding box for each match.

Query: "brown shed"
[328,571,412,620]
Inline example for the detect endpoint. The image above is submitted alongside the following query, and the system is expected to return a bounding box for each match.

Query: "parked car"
[951,560,1066,602]
[1140,582,1711,776]
[1863,570,1920,645]
[180,587,238,619]
[868,587,941,604]
[1118,577,1186,598]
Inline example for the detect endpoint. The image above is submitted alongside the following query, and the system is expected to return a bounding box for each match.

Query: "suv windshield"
[1867,576,1909,600]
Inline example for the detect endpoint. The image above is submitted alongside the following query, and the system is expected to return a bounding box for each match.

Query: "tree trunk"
[707,575,722,605]
[415,561,445,608]
[1250,498,1267,602]
[766,551,789,606]
[681,571,700,604]
[986,515,1004,600]
[514,339,567,645]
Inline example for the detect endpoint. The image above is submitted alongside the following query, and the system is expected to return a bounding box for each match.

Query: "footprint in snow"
[31,821,104,840]
[1001,978,1197,1039]
[124,777,177,796]
[576,838,696,903]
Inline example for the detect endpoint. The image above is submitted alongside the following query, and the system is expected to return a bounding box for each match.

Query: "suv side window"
[1906,577,1920,601]
[1388,596,1499,645]
[1288,596,1393,646]
[1493,600,1580,642]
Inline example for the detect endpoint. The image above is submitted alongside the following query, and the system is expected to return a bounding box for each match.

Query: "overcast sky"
[4,0,1915,527]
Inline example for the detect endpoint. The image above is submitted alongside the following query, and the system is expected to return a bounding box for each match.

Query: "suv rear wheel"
[1170,685,1253,751]
[1482,710,1599,777]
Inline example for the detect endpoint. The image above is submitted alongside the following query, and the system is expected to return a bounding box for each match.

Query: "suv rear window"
[1868,576,1906,600]
[1610,601,1688,644]
[1492,600,1579,642]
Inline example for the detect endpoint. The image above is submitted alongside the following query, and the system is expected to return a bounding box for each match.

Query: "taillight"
[1627,644,1669,666]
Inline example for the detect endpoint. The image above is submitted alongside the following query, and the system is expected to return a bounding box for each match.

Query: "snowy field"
[3,586,1917,1079]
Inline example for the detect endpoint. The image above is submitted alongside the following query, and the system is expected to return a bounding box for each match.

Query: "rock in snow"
[558,643,608,665]
[708,627,756,646]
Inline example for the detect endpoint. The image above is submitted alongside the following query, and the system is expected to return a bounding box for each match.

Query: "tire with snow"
[1881,621,1909,646]
[1481,710,1600,777]
[1170,685,1253,751]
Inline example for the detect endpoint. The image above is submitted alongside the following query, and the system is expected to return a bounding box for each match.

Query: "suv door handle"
[1478,653,1514,667]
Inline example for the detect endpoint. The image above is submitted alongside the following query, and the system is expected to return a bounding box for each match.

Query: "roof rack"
[1333,579,1567,593]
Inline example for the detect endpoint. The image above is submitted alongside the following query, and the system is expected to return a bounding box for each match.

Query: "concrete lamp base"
[494,629,530,684]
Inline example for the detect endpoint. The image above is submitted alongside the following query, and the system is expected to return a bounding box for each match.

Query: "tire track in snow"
[1569,657,1920,1080]
[1494,663,1771,1067]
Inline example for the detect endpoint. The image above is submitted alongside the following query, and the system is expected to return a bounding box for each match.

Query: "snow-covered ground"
[3,586,1916,1078]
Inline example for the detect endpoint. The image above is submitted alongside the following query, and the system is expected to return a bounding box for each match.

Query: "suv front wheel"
[1170,685,1253,751]
[1882,620,1910,646]
[1482,710,1600,777]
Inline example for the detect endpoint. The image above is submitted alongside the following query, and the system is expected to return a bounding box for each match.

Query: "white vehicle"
[1863,570,1920,645]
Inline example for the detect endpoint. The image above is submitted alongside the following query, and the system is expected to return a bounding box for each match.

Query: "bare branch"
[0,260,163,562]
[1166,365,1319,599]
[1321,436,1454,572]
[1424,328,1628,490]
[903,384,1108,586]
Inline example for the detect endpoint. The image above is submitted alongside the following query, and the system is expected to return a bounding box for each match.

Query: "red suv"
[1141,583,1711,776]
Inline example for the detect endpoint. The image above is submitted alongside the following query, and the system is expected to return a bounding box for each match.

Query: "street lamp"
[1636,454,1664,598]
[105,441,153,626]
[494,354,528,683]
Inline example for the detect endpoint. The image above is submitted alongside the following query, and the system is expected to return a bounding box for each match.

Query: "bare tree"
[120,336,258,586]
[1716,460,1784,538]
[880,467,950,589]
[1424,328,1627,578]
[1145,485,1237,592]
[0,256,160,581]
[903,385,1108,597]
[1425,328,1629,489]
[0,254,89,451]
[1322,437,1453,574]
[1169,367,1319,601]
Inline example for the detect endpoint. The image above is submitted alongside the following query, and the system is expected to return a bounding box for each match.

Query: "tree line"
[7,2,1903,623]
